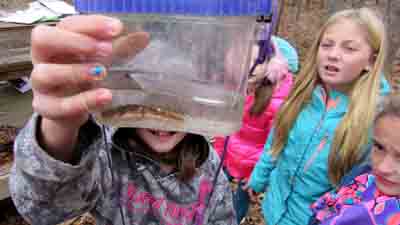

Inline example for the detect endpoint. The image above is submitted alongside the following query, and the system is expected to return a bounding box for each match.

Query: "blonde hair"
[270,8,387,185]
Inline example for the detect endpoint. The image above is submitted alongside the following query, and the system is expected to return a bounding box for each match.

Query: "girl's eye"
[320,43,332,48]
[345,46,357,52]
[373,141,385,152]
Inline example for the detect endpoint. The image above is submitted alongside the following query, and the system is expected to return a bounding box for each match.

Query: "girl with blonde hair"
[247,7,391,225]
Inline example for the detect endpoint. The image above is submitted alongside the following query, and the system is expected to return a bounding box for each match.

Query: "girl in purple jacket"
[310,94,400,225]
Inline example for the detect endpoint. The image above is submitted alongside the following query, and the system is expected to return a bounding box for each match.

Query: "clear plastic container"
[74,0,271,136]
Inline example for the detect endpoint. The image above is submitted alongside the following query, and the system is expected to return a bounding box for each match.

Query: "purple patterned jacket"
[311,173,400,225]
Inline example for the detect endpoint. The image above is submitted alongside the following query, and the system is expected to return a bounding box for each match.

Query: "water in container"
[74,0,271,136]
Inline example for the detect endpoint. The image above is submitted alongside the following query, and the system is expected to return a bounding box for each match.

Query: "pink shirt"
[213,73,293,179]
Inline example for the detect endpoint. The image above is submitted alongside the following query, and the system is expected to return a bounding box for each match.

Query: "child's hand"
[246,53,288,95]
[29,15,154,159]
[30,15,124,128]
[264,55,289,84]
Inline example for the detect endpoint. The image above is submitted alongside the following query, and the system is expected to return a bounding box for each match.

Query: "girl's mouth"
[149,129,176,137]
[325,65,340,72]
[375,173,398,187]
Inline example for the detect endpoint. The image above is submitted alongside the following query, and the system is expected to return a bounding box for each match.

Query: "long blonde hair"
[270,8,387,185]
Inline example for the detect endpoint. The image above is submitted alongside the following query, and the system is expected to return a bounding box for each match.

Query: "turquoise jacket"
[249,78,391,225]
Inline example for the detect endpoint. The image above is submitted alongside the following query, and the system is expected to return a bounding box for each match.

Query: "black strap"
[101,125,127,225]
[205,136,230,212]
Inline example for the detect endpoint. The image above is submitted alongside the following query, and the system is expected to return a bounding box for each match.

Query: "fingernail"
[89,65,106,79]
[96,42,113,57]
[106,18,122,36]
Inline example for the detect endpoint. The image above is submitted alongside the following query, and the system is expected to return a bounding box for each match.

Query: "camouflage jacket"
[9,114,236,225]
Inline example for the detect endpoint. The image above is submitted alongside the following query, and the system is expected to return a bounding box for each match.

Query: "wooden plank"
[0,21,56,30]
[0,84,33,127]
[0,22,56,79]
[0,22,32,79]
[1,69,32,81]
[0,54,32,80]
[0,22,35,31]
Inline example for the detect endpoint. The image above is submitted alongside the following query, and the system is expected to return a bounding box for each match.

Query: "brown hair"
[113,128,209,182]
[250,81,275,116]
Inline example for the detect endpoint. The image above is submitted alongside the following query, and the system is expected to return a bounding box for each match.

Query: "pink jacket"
[213,73,293,179]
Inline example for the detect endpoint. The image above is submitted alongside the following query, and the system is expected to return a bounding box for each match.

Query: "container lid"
[74,0,271,16]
